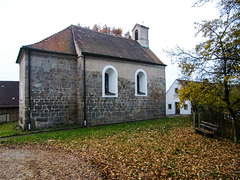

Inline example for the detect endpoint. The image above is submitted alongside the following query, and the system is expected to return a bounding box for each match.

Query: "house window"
[184,104,188,110]
[102,65,118,97]
[168,104,172,109]
[135,29,138,40]
[175,88,178,93]
[135,69,147,96]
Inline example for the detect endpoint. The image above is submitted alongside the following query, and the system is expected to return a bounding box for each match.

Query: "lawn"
[1,116,240,179]
[0,122,26,137]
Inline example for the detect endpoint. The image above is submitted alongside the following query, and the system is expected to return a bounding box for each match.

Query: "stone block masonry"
[85,70,166,125]
[29,53,77,129]
[19,52,166,129]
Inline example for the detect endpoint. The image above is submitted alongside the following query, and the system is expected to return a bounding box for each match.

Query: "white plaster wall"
[85,56,165,83]
[18,51,28,129]
[138,27,149,48]
[166,80,191,115]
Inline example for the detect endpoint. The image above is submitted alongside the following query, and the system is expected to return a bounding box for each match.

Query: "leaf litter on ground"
[1,116,240,179]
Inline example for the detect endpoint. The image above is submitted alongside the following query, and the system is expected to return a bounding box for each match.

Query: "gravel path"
[0,145,101,180]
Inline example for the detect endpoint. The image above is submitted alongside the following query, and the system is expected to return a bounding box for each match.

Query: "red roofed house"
[0,81,19,123]
[16,24,166,130]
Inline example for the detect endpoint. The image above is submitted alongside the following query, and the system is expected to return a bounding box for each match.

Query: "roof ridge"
[73,24,133,41]
[177,79,203,84]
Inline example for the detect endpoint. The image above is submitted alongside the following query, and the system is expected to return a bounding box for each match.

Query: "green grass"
[0,122,25,137]
[0,116,191,143]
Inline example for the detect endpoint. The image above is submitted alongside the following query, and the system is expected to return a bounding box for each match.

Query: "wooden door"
[175,102,180,114]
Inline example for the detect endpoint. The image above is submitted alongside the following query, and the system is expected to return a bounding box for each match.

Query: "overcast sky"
[0,0,219,90]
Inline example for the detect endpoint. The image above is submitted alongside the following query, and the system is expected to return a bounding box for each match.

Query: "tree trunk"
[223,77,238,142]
[232,119,238,142]
[228,107,238,142]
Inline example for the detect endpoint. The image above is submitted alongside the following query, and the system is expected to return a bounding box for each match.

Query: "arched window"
[135,29,138,40]
[135,69,147,96]
[105,73,110,93]
[102,65,118,97]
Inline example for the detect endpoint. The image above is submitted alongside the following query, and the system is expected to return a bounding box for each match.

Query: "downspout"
[28,49,32,130]
[83,55,87,126]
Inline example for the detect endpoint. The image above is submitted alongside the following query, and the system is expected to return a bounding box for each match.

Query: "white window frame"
[102,65,118,97]
[135,69,147,96]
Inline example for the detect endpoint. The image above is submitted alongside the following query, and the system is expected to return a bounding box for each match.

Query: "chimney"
[132,24,149,48]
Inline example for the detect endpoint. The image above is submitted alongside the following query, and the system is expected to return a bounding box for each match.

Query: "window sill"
[103,92,117,97]
[105,92,116,96]
[135,92,147,96]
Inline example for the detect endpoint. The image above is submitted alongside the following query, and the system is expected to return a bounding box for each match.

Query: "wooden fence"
[192,111,240,140]
[0,107,19,124]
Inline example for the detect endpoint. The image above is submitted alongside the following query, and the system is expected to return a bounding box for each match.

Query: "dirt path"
[0,145,101,180]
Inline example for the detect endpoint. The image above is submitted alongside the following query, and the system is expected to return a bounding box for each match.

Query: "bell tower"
[132,24,149,48]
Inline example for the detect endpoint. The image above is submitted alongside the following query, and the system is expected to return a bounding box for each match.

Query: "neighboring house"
[16,24,166,130]
[166,79,191,115]
[0,81,19,123]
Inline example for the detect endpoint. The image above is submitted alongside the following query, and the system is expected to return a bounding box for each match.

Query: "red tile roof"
[19,25,165,66]
[28,26,76,55]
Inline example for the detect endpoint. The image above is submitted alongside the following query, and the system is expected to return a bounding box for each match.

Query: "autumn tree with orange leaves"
[92,24,131,39]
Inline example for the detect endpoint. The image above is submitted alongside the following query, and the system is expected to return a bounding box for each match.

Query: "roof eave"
[82,51,167,67]
[16,46,78,64]
[132,24,149,31]
[16,47,24,64]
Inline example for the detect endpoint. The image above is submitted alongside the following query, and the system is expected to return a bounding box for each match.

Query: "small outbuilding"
[0,81,19,123]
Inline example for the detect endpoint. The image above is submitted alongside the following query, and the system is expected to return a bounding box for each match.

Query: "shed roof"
[18,25,165,66]
[0,81,19,108]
